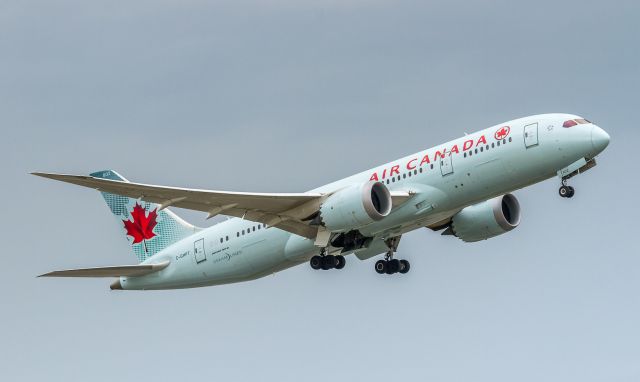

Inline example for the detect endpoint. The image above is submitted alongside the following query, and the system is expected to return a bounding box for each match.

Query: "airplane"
[33,113,610,290]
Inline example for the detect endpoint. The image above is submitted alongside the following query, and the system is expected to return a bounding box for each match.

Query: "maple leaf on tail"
[123,202,158,253]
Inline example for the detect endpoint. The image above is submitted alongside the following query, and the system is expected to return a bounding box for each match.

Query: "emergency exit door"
[194,238,206,263]
[440,155,453,176]
[524,123,539,148]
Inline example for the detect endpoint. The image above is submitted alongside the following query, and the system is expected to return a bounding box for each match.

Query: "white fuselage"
[120,113,610,290]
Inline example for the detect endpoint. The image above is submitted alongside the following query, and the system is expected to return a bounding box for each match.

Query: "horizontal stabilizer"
[39,261,170,278]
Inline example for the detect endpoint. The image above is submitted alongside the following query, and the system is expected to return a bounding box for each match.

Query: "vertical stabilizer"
[90,170,201,262]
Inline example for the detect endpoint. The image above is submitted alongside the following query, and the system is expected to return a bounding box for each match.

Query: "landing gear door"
[440,155,453,176]
[524,123,539,148]
[194,238,206,264]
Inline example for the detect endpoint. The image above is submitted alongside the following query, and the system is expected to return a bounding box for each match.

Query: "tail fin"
[90,170,201,262]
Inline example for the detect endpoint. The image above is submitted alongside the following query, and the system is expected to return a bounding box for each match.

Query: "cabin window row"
[219,223,268,243]
[463,137,512,158]
[383,165,434,184]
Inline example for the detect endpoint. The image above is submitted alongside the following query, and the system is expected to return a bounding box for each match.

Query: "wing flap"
[39,261,170,278]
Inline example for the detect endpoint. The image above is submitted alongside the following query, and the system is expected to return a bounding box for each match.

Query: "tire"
[335,255,346,270]
[322,256,336,270]
[387,259,400,274]
[375,260,386,274]
[310,256,322,270]
[559,186,569,197]
[399,260,411,274]
[567,186,575,198]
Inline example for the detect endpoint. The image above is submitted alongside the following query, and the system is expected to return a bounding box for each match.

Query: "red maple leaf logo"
[123,203,158,251]
[495,126,510,140]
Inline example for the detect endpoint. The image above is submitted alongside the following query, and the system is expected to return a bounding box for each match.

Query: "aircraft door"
[524,123,539,148]
[194,238,206,263]
[440,155,453,176]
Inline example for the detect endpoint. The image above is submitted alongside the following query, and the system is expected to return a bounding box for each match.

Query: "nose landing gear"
[559,180,575,198]
[374,236,410,275]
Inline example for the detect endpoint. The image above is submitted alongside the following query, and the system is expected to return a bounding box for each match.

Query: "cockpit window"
[563,118,591,128]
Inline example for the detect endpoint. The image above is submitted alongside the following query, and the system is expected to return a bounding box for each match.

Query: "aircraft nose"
[591,125,610,154]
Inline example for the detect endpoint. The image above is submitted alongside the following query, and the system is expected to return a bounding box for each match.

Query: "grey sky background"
[1,0,639,381]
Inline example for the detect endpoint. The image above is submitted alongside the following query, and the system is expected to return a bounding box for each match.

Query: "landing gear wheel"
[399,260,411,274]
[335,255,346,270]
[375,260,386,274]
[567,186,575,198]
[386,259,401,274]
[310,256,322,270]
[322,256,337,270]
[559,185,570,198]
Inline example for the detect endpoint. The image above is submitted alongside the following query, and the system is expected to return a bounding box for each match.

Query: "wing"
[32,172,326,238]
[38,261,170,278]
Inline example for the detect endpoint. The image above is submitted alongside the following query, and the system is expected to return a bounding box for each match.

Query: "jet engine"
[319,181,392,232]
[449,194,521,242]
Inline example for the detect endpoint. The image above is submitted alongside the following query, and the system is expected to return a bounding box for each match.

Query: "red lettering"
[463,139,473,151]
[476,135,487,146]
[390,165,400,176]
[370,173,379,181]
[382,169,387,179]
[406,158,417,170]
[419,154,431,165]
[434,149,448,160]
[450,145,459,154]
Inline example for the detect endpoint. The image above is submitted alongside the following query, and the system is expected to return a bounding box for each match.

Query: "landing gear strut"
[310,249,345,271]
[375,237,410,275]
[559,179,575,198]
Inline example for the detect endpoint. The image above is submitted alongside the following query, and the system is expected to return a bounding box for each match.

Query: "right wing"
[32,172,324,239]
[32,172,415,240]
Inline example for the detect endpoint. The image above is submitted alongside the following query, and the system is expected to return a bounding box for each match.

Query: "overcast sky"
[2,1,639,381]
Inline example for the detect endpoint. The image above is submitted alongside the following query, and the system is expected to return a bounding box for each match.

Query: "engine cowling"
[320,181,392,232]
[451,194,521,242]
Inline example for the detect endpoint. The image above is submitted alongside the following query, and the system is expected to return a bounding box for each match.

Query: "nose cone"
[591,125,610,155]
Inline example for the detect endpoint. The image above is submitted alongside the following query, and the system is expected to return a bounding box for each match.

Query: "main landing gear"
[375,237,410,275]
[559,179,575,198]
[309,250,346,271]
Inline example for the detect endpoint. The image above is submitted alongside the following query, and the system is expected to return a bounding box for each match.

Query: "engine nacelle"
[451,194,521,242]
[320,181,392,232]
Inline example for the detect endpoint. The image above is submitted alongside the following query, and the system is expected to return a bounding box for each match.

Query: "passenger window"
[414,169,417,175]
[475,149,478,154]
[419,168,423,173]
[464,152,467,158]
[480,147,483,152]
[503,139,506,144]
[486,145,489,150]
[492,143,495,148]
[220,238,223,243]
[242,230,245,235]
[497,141,501,146]
[430,164,434,169]
[403,174,406,179]
[508,137,512,142]
[237,232,239,237]
[226,236,229,241]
